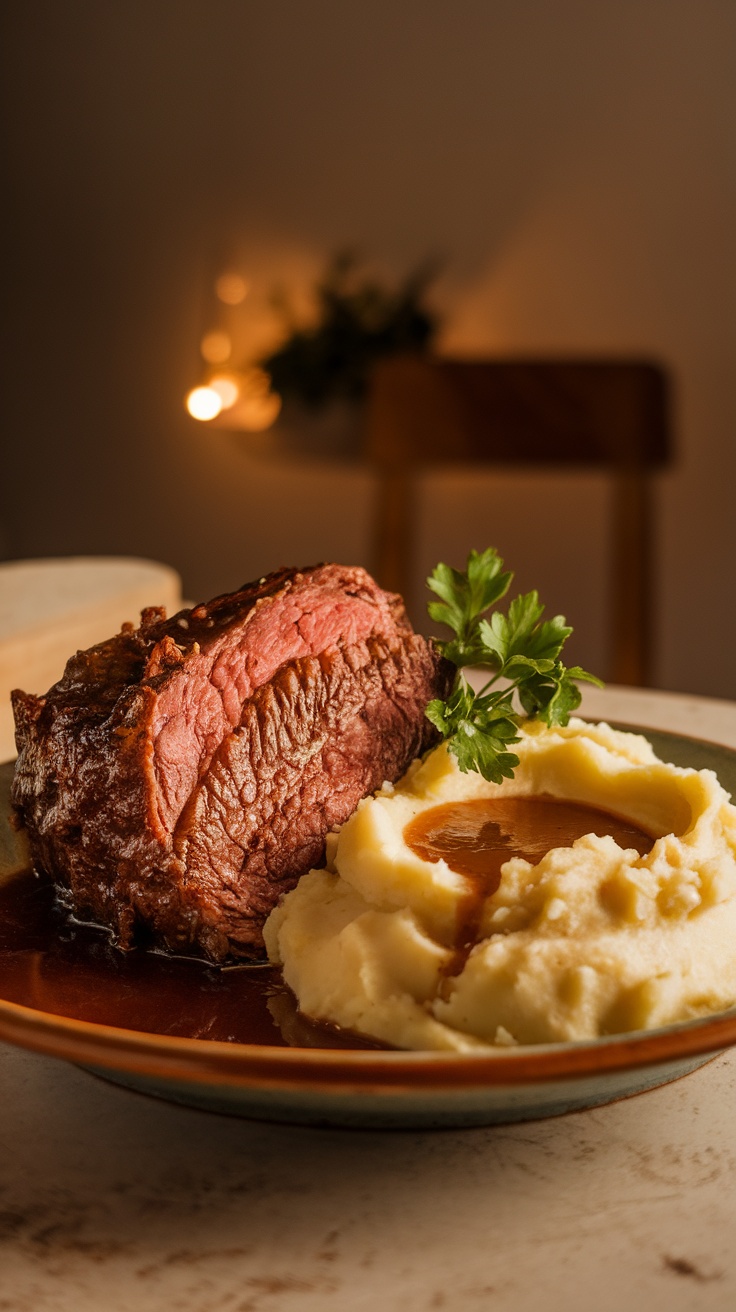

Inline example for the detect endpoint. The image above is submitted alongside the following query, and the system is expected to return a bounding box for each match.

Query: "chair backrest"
[365,357,671,686]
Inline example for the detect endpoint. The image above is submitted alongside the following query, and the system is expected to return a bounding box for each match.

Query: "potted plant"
[259,250,440,459]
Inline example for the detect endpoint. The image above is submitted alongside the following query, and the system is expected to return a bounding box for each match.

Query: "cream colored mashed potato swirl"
[263,720,736,1049]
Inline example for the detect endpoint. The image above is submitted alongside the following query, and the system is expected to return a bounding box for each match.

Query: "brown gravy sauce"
[0,870,382,1050]
[404,796,655,977]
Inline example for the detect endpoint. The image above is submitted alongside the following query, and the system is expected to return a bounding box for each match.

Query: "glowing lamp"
[186,386,223,421]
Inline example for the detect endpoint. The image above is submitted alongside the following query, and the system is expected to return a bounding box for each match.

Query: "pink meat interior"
[149,569,400,833]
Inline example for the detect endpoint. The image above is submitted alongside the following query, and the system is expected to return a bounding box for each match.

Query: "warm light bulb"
[215,272,249,305]
[209,375,240,409]
[200,331,231,364]
[186,386,223,421]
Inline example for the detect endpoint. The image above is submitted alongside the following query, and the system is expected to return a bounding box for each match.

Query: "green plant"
[425,548,603,783]
[260,250,440,408]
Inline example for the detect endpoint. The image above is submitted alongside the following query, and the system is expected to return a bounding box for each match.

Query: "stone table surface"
[2,685,736,1312]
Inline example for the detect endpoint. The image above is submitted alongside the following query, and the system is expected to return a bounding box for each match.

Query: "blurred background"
[1,0,735,694]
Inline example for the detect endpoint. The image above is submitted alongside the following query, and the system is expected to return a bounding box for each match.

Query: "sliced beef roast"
[11,564,452,960]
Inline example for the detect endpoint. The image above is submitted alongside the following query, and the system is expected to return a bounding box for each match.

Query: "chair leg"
[611,470,653,687]
[372,467,414,606]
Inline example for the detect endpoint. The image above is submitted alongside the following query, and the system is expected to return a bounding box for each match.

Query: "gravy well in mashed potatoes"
[403,796,655,979]
[263,719,736,1050]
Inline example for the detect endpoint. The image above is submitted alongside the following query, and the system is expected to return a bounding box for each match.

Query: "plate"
[2,725,736,1129]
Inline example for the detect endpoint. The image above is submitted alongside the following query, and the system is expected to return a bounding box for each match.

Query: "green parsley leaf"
[428,548,512,666]
[425,548,604,782]
[427,677,521,783]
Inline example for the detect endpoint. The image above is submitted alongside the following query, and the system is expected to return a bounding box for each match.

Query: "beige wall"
[2,2,734,692]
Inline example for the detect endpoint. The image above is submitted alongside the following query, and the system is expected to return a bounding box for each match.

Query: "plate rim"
[1,993,736,1093]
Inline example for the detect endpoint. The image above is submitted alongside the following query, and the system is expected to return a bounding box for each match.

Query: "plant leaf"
[425,550,604,782]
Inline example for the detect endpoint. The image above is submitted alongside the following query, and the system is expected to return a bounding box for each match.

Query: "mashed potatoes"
[263,720,736,1049]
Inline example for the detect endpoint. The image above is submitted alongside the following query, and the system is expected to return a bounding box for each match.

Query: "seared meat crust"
[11,564,451,959]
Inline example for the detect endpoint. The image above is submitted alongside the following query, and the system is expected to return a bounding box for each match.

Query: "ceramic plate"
[2,725,736,1129]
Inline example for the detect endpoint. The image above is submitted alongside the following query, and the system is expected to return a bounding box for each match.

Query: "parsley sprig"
[425,548,603,783]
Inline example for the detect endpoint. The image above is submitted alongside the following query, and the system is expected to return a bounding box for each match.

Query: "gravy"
[0,870,380,1049]
[404,796,655,975]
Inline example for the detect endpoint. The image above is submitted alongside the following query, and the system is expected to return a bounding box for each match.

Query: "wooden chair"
[364,357,671,686]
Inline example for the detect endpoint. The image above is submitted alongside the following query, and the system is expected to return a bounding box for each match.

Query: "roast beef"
[11,563,451,960]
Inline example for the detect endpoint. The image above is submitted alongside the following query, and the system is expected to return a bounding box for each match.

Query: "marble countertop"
[3,685,736,1311]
